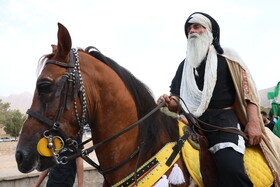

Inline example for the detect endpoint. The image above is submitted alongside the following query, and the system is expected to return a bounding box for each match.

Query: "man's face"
[261,114,267,122]
[186,23,212,68]
[187,23,206,37]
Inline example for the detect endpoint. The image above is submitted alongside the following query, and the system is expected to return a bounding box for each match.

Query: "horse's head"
[16,23,84,173]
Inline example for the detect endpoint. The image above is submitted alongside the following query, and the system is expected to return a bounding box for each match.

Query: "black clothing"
[170,59,184,96]
[46,134,83,187]
[170,55,236,109]
[198,109,241,148]
[265,120,275,131]
[213,148,253,187]
[170,55,252,186]
[170,55,239,146]
[47,156,77,187]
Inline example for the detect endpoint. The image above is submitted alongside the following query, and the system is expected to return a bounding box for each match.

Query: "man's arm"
[244,101,262,146]
[76,157,84,187]
[32,169,49,187]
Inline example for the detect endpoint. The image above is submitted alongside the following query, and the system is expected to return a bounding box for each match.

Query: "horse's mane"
[37,53,55,77]
[84,47,179,157]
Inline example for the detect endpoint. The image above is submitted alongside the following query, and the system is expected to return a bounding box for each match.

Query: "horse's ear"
[54,23,72,62]
[51,44,57,53]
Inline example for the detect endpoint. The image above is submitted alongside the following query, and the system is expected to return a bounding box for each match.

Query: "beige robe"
[227,58,280,186]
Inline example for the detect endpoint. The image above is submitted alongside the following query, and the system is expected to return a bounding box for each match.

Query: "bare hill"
[0,92,33,113]
[0,87,277,114]
[259,86,275,107]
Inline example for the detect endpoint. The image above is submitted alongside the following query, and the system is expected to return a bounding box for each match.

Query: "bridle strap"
[27,49,86,159]
[53,50,76,121]
[27,109,53,127]
[26,109,74,146]
[46,60,75,68]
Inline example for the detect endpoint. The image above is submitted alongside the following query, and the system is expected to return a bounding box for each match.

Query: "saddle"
[179,121,274,187]
[183,122,217,187]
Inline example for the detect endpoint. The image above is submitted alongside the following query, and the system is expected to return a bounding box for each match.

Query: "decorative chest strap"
[112,142,181,187]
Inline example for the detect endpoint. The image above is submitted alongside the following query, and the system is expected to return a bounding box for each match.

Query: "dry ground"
[0,141,23,178]
[0,138,97,179]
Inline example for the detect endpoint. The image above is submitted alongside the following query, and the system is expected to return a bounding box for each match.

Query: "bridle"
[26,48,165,184]
[27,48,88,164]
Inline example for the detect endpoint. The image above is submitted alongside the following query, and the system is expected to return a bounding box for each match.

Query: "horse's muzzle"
[15,147,38,173]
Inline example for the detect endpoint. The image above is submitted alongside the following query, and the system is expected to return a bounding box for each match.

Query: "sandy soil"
[0,141,17,156]
[0,141,24,178]
[0,138,98,179]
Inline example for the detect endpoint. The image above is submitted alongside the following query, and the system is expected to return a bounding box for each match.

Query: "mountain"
[0,86,276,114]
[0,92,33,113]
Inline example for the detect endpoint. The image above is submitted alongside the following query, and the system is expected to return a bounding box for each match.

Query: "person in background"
[261,111,275,131]
[33,134,84,187]
[269,101,280,123]
[158,12,280,186]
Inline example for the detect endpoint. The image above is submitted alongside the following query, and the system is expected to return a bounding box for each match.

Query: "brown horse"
[15,23,191,186]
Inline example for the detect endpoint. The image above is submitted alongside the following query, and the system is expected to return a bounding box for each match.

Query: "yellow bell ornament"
[37,137,63,157]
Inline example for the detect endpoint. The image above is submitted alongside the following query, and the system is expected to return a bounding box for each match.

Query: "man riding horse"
[15,15,280,186]
[158,12,280,186]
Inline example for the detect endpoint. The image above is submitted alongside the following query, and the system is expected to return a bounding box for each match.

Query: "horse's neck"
[85,61,138,135]
[82,57,140,182]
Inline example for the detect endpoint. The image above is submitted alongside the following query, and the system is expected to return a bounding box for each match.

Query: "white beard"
[180,29,218,117]
[187,30,213,68]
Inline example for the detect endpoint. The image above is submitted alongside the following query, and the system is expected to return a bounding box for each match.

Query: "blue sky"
[1,0,280,98]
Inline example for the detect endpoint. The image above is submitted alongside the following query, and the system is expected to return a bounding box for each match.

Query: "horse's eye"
[37,81,54,95]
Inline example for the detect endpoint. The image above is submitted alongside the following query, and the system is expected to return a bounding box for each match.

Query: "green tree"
[0,99,10,125]
[3,110,26,138]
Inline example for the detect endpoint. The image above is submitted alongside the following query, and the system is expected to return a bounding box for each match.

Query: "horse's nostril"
[16,150,24,164]
[15,148,38,173]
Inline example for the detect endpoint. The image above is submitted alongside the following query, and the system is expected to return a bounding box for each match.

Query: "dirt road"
[0,140,98,179]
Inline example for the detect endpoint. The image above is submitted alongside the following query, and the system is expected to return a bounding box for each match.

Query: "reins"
[64,101,167,174]
[86,101,166,152]
[172,95,248,140]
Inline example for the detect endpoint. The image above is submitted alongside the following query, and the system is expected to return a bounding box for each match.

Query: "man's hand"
[157,94,179,112]
[244,121,262,146]
[245,102,262,146]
